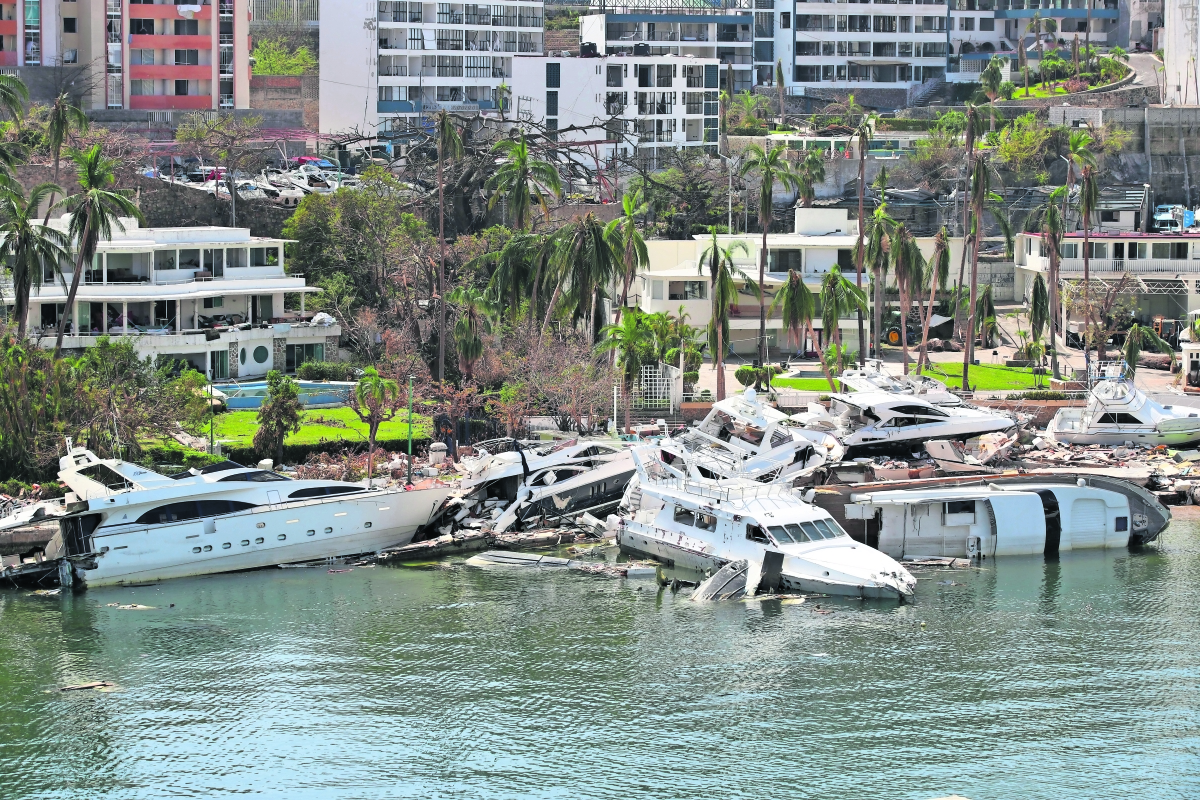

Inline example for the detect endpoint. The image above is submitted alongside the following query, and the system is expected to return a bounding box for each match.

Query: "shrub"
[0,479,65,499]
[1065,78,1088,93]
[734,365,759,387]
[683,370,699,387]
[1011,390,1068,400]
[999,81,1015,100]
[297,361,360,382]
[698,389,713,401]
[139,440,224,471]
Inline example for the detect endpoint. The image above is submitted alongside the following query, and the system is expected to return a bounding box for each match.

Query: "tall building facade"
[321,0,544,137]
[25,0,254,111]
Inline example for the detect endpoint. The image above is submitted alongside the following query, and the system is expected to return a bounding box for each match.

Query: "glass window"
[218,470,291,482]
[226,248,248,268]
[696,513,716,531]
[673,506,695,525]
[155,250,176,270]
[250,247,279,267]
[179,249,201,270]
[651,280,663,300]
[767,525,793,543]
[668,281,707,300]
[546,62,560,88]
[799,521,826,540]
[813,519,845,538]
[784,523,811,542]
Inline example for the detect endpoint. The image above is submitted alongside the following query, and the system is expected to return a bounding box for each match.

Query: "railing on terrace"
[1054,258,1200,274]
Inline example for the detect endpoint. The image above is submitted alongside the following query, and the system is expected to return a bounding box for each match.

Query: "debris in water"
[59,681,114,692]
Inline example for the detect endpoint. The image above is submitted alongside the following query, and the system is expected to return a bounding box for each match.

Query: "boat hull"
[1048,408,1200,446]
[616,525,910,601]
[71,487,452,587]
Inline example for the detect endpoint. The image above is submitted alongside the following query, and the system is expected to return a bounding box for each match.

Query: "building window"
[959,17,974,31]
[63,17,76,33]
[546,90,558,115]
[174,80,193,96]
[130,79,153,96]
[754,41,773,62]
[979,17,995,31]
[668,281,707,301]
[780,12,790,29]
[174,19,199,35]
[546,118,558,142]
[130,19,154,35]
[175,49,199,66]
[63,49,78,64]
[546,62,560,88]
[130,49,154,65]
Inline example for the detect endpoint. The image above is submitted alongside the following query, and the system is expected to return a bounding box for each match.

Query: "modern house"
[632,208,971,355]
[509,53,722,172]
[320,0,544,137]
[11,216,336,381]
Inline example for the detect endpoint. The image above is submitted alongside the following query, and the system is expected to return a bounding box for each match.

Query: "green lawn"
[772,377,846,392]
[213,407,427,449]
[919,362,1040,391]
[1008,85,1070,99]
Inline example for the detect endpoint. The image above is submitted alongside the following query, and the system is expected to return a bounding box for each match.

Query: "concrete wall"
[319,0,377,136]
[1164,0,1199,105]
[250,75,319,131]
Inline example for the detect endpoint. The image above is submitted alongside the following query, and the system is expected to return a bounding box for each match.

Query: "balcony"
[130,94,214,110]
[994,0,1119,17]
[131,64,212,80]
[378,100,416,112]
[1054,258,1200,275]
[129,4,211,18]
[0,50,14,66]
[0,20,15,36]
[130,34,213,49]
[719,54,753,64]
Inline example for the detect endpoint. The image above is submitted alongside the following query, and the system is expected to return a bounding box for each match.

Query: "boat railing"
[1087,360,1131,387]
[642,473,790,503]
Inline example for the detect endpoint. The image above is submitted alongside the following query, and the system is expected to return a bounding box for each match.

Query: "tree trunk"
[437,157,446,383]
[1083,208,1091,370]
[855,142,867,363]
[899,286,911,374]
[962,202,982,391]
[541,281,564,335]
[54,212,92,355]
[716,320,726,401]
[872,266,883,365]
[953,182,971,341]
[529,255,543,337]
[758,212,768,367]
[42,150,59,226]
[917,263,940,371]
[623,380,631,433]
[1049,244,1060,379]
[811,322,837,391]
[367,427,376,488]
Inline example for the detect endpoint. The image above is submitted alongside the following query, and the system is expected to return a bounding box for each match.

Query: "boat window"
[199,460,246,475]
[767,524,793,543]
[813,519,846,538]
[1096,412,1141,424]
[748,525,772,544]
[76,463,134,492]
[799,521,828,540]
[218,470,291,482]
[891,404,946,417]
[673,506,695,525]
[288,486,365,499]
[784,523,811,542]
[136,499,256,524]
[768,430,791,449]
[696,513,717,531]
[946,500,975,515]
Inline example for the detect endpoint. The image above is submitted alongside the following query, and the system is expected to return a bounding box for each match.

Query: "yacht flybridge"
[792,392,1016,455]
[48,447,452,588]
[1048,361,1200,446]
[835,360,963,407]
[613,447,916,601]
[672,389,844,483]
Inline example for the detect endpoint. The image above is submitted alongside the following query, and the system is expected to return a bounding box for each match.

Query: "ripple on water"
[0,525,1199,799]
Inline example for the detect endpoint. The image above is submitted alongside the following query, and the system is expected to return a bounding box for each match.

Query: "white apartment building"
[320,0,544,137]
[633,208,969,354]
[13,218,336,381]
[509,53,722,170]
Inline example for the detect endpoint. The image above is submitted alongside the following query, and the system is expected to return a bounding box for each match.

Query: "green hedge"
[297,361,360,382]
[223,435,434,467]
[1,479,66,498]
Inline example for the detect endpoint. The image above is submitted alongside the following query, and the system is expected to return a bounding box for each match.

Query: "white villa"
[632,208,969,356]
[11,217,337,381]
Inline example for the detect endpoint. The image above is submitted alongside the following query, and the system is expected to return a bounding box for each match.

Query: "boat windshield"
[768,520,846,543]
[217,470,291,482]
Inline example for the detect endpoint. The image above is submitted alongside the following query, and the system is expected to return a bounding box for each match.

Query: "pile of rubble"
[1019,439,1200,503]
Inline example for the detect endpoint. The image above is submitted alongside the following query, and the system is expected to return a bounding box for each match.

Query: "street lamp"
[715,150,735,233]
[406,375,414,487]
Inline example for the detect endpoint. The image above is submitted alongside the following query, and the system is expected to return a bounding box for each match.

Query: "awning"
[929,313,952,327]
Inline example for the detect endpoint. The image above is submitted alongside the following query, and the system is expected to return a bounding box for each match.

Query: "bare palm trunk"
[54,213,92,355]
[953,196,971,341]
[811,322,836,391]
[1049,246,1060,380]
[918,265,940,371]
[623,381,631,433]
[900,287,911,374]
[872,266,883,363]
[541,281,564,335]
[856,143,867,363]
[529,256,544,337]
[367,428,376,488]
[962,204,981,391]
[758,215,768,367]
[43,150,59,226]
[715,322,726,401]
[1083,209,1091,368]
[437,157,446,383]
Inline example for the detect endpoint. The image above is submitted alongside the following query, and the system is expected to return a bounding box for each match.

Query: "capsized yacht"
[671,388,844,483]
[845,477,1170,560]
[460,437,634,501]
[46,446,452,587]
[835,359,963,407]
[792,392,1017,455]
[1047,361,1200,446]
[612,447,916,600]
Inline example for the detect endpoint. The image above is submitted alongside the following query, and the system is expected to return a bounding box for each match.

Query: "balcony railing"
[1052,258,1200,274]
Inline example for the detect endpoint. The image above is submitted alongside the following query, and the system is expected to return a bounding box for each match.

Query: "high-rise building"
[320,0,544,137]
[40,0,253,111]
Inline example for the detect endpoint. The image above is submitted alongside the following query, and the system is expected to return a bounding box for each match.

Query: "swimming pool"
[216,380,356,409]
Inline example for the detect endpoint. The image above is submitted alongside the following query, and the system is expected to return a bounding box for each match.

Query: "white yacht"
[46,447,453,588]
[613,447,916,600]
[1047,362,1200,446]
[835,359,964,407]
[846,477,1170,559]
[671,389,844,483]
[460,437,634,501]
[793,393,1016,455]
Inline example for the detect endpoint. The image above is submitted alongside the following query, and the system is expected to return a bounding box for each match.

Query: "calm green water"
[2,523,1200,800]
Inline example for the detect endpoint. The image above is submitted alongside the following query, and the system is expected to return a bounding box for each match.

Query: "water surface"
[2,522,1199,800]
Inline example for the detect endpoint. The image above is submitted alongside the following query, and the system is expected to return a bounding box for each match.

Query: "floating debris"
[59,681,114,692]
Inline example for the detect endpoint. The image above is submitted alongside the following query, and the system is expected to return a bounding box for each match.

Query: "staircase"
[910,78,949,108]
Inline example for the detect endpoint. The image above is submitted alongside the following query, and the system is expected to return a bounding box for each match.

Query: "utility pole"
[406,376,414,486]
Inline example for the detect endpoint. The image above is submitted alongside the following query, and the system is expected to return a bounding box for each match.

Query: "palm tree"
[42,92,87,222]
[865,204,897,362]
[352,367,401,489]
[771,270,836,390]
[1023,13,1043,96]
[1026,185,1068,377]
[55,145,143,355]
[486,131,562,231]
[541,212,618,342]
[476,232,541,325]
[739,143,802,368]
[961,152,993,390]
[608,188,649,325]
[976,284,998,349]
[889,223,925,374]
[775,59,786,127]
[820,266,868,374]
[599,309,653,432]
[496,81,510,120]
[730,91,766,127]
[853,112,875,360]
[980,56,1005,130]
[1030,272,1050,347]
[698,228,753,400]
[1079,164,1099,365]
[0,184,70,338]
[953,105,981,342]
[430,110,463,384]
[1123,323,1174,378]
[1072,35,1080,78]
[796,149,825,207]
[917,227,951,372]
[447,286,497,381]
[0,73,28,123]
